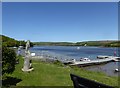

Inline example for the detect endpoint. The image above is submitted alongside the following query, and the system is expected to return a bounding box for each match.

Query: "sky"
[2,2,118,42]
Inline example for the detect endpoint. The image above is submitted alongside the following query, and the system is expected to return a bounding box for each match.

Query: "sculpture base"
[22,68,34,72]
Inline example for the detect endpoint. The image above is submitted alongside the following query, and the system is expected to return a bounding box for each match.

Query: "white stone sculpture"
[22,40,34,72]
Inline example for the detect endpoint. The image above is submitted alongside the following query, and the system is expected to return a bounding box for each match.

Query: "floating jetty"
[29,54,120,66]
[97,55,120,61]
[69,58,113,66]
[69,56,120,66]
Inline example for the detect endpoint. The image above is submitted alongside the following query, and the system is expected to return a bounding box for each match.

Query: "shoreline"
[29,55,119,77]
[12,56,118,86]
[16,46,119,77]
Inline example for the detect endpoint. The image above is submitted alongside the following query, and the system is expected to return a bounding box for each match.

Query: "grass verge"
[3,56,118,87]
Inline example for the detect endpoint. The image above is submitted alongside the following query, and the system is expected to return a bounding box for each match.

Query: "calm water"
[29,46,120,76]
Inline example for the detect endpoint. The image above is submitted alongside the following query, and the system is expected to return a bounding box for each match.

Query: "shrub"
[53,60,64,66]
[2,46,16,77]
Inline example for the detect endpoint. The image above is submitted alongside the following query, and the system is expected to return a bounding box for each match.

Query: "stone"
[22,40,34,72]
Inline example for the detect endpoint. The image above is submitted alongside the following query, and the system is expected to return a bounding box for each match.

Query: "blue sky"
[2,2,118,42]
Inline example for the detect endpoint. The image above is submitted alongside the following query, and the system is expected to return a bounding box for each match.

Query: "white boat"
[97,55,110,59]
[113,57,120,61]
[13,46,17,49]
[31,53,36,56]
[77,47,80,50]
[97,55,120,61]
[80,58,91,61]
[19,46,23,48]
[115,68,119,72]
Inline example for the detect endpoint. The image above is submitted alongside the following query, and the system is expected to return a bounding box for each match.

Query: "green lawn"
[4,56,118,87]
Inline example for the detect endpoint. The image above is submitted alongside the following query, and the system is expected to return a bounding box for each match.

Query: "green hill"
[76,40,120,47]
[1,35,33,47]
[33,40,120,47]
[1,35,119,47]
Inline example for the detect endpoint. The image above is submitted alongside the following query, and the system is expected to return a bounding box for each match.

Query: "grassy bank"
[4,56,118,87]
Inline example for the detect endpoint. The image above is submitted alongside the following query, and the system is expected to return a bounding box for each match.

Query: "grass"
[4,56,118,87]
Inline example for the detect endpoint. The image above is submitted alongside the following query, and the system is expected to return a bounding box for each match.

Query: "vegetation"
[1,35,119,47]
[33,40,120,47]
[1,35,34,47]
[3,56,118,87]
[34,42,75,46]
[1,34,33,80]
[76,41,120,47]
[1,35,119,87]
[2,46,16,79]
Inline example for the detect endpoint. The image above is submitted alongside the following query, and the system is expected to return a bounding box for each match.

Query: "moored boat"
[80,58,91,61]
[115,68,119,72]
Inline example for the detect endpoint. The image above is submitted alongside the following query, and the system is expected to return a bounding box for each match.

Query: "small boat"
[19,46,23,48]
[115,68,119,72]
[31,53,36,56]
[97,55,109,59]
[113,57,120,61]
[80,58,91,61]
[77,47,80,50]
[13,46,17,49]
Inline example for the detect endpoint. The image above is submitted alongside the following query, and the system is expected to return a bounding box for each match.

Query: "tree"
[2,46,16,78]
[1,35,34,47]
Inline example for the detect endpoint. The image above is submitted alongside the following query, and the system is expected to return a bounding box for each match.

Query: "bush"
[2,46,16,77]
[53,60,64,66]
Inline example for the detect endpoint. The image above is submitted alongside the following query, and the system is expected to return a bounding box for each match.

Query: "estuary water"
[29,46,120,76]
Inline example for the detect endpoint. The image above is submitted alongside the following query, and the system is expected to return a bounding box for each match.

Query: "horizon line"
[1,34,119,43]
